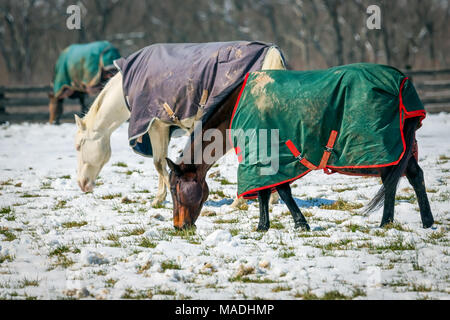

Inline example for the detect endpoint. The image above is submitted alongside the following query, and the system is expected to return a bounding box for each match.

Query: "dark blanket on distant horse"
[53,41,120,99]
[230,63,426,199]
[114,41,281,156]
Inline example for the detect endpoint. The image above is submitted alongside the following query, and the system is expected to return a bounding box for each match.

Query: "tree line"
[1,0,449,85]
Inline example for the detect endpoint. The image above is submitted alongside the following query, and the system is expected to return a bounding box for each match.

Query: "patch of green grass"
[294,289,319,299]
[105,278,118,288]
[1,179,13,186]
[18,278,40,288]
[152,202,166,209]
[229,275,277,284]
[49,245,71,257]
[101,193,122,200]
[125,169,143,176]
[166,227,201,244]
[314,239,353,251]
[0,227,16,241]
[363,235,416,252]
[54,200,67,210]
[20,193,41,198]
[61,221,88,229]
[219,178,233,185]
[230,228,240,236]
[270,221,285,230]
[383,222,411,232]
[122,227,146,236]
[320,199,363,211]
[395,194,416,203]
[410,283,432,292]
[59,175,71,179]
[332,186,356,192]
[106,233,120,242]
[155,288,176,296]
[0,254,14,264]
[279,251,295,258]
[272,285,292,292]
[113,162,128,168]
[138,237,157,248]
[121,287,153,299]
[0,207,12,214]
[210,190,227,198]
[346,223,370,233]
[160,260,181,271]
[214,218,239,224]
[41,181,53,189]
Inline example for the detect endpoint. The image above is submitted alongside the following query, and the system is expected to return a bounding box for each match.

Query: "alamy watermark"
[66,4,81,30]
[366,5,381,30]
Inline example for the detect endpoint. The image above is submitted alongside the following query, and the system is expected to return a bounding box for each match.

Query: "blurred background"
[0,0,449,121]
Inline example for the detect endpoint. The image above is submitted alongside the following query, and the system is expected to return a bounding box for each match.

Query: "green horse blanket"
[229,63,426,199]
[53,41,120,99]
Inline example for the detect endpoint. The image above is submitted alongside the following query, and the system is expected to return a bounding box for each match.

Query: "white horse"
[75,47,285,206]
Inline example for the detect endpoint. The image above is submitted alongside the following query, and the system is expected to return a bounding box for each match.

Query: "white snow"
[0,113,449,300]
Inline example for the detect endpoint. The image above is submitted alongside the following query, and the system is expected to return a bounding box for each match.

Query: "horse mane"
[82,74,117,129]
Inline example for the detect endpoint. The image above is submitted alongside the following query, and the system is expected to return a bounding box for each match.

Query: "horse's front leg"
[257,188,271,231]
[149,120,171,207]
[79,93,89,115]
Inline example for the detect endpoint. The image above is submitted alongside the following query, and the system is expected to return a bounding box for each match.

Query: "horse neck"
[86,73,130,136]
[184,84,243,179]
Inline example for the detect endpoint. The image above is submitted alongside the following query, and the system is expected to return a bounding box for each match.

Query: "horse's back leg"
[257,188,271,231]
[405,156,434,228]
[49,98,64,124]
[275,183,310,230]
[148,119,171,206]
[379,167,397,227]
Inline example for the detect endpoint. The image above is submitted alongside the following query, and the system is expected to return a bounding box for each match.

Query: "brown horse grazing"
[166,90,435,231]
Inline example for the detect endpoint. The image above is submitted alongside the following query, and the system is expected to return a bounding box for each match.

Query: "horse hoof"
[423,219,435,229]
[295,223,310,231]
[256,225,269,232]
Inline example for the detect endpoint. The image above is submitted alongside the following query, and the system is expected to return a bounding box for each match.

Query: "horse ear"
[166,158,182,176]
[74,114,86,131]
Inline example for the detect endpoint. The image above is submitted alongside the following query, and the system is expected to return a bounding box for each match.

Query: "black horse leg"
[405,157,434,228]
[380,167,397,227]
[275,183,310,230]
[79,94,88,115]
[257,188,271,231]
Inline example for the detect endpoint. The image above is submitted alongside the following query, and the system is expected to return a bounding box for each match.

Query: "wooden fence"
[1,68,450,116]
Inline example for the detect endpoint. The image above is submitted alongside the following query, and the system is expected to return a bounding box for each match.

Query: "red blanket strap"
[318,130,338,169]
[286,130,338,171]
[285,140,318,170]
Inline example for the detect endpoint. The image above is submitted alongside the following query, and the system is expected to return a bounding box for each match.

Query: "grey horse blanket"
[114,41,283,156]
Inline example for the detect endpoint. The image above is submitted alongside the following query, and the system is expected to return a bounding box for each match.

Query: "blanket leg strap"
[318,130,338,169]
[285,130,338,170]
[285,140,318,170]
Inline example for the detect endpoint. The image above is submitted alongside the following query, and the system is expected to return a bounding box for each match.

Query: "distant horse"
[166,64,434,230]
[75,42,285,207]
[49,41,120,124]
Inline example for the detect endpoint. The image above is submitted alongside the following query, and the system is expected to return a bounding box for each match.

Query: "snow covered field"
[0,113,449,300]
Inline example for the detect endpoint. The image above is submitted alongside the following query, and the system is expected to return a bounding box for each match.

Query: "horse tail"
[261,46,286,70]
[364,117,419,213]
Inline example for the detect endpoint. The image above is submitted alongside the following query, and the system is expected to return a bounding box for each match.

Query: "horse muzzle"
[78,178,94,193]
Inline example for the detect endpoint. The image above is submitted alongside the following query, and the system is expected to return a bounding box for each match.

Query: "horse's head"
[74,114,111,192]
[166,158,209,229]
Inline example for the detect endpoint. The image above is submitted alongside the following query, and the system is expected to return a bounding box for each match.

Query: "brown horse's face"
[167,158,209,229]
